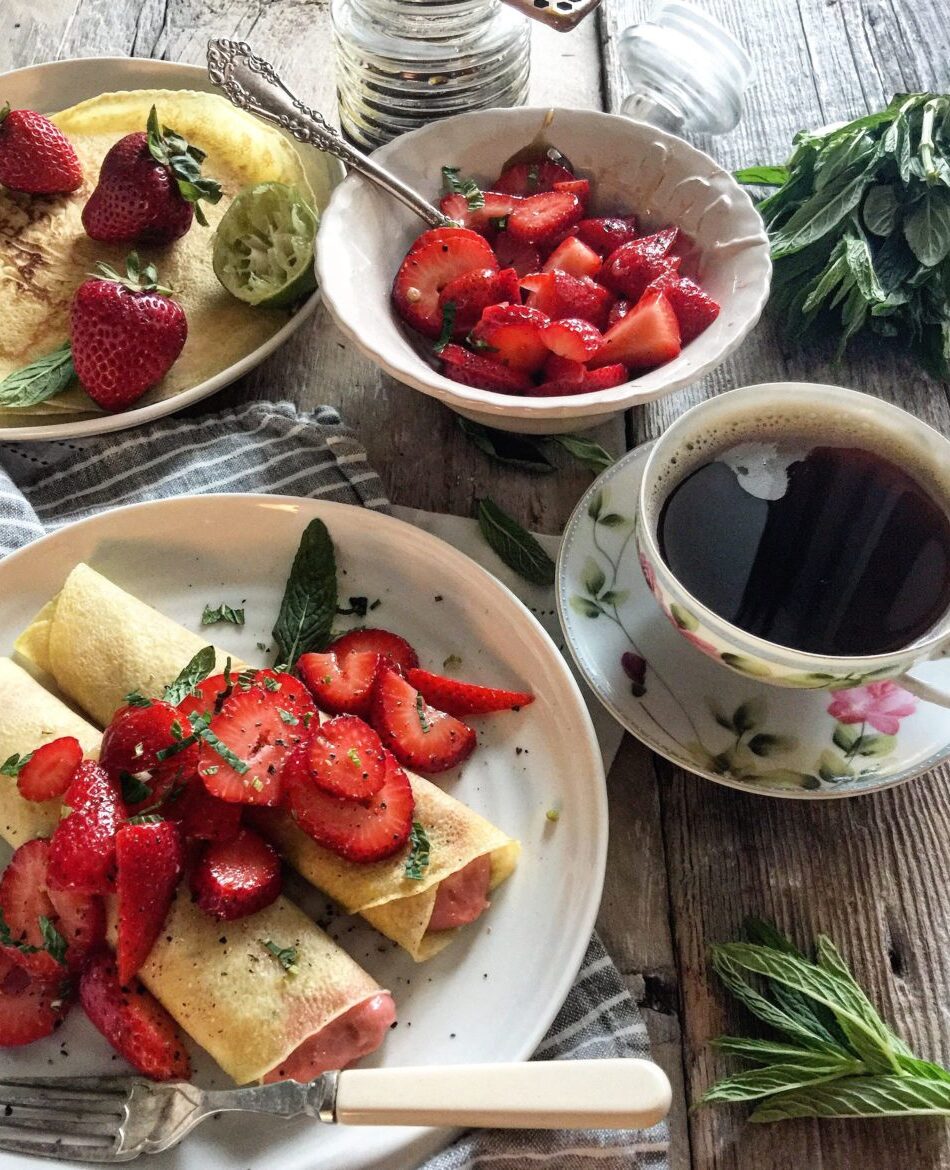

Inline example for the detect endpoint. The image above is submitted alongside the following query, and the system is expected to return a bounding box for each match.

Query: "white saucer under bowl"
[556,442,950,799]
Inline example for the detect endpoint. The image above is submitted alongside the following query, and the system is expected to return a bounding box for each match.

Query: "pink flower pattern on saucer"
[827,682,918,736]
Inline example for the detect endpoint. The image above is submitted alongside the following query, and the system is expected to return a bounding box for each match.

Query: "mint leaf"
[261,938,299,975]
[735,165,790,186]
[405,821,431,881]
[163,646,217,707]
[38,916,67,966]
[119,772,152,804]
[457,418,555,474]
[0,752,31,777]
[123,691,152,708]
[0,343,76,410]
[202,603,245,627]
[549,433,614,474]
[272,519,337,667]
[477,497,555,586]
[751,1075,950,1122]
[433,300,457,354]
[441,166,484,210]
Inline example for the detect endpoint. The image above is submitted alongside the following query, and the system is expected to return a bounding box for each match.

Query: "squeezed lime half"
[213,182,318,308]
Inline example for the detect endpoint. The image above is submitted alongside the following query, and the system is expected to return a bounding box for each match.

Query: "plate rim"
[0,491,608,1168]
[556,442,950,801]
[0,56,340,443]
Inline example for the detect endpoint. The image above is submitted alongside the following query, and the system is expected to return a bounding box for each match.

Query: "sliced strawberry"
[407,225,480,255]
[47,886,105,973]
[522,271,613,329]
[646,272,720,343]
[115,820,184,984]
[439,191,524,236]
[471,303,550,373]
[100,701,186,776]
[601,242,679,300]
[371,668,477,774]
[406,668,534,716]
[175,673,231,722]
[541,317,604,362]
[299,650,378,719]
[576,216,639,255]
[0,952,68,1046]
[507,191,582,245]
[303,715,387,801]
[79,952,191,1080]
[331,627,420,672]
[493,161,574,195]
[542,235,602,278]
[190,827,282,920]
[167,777,242,844]
[250,670,318,722]
[440,344,533,393]
[494,230,541,277]
[636,226,681,257]
[285,748,414,862]
[438,267,519,335]
[543,353,586,383]
[16,737,82,803]
[0,839,61,979]
[553,178,590,211]
[529,362,629,396]
[393,229,497,338]
[198,687,306,806]
[48,763,126,895]
[607,298,630,328]
[592,289,681,370]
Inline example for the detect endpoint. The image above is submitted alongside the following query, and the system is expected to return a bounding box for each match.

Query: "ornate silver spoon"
[206,39,450,228]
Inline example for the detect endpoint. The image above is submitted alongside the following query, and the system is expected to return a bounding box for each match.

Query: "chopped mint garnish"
[0,752,31,777]
[405,821,431,881]
[442,654,463,672]
[261,938,299,975]
[120,772,152,804]
[441,166,485,210]
[163,646,217,707]
[337,596,370,618]
[347,747,362,768]
[433,301,457,355]
[202,603,245,627]
[415,694,431,734]
[277,708,298,726]
[123,691,152,708]
[262,676,281,692]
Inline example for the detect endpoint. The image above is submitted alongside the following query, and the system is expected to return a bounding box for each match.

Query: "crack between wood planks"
[793,0,831,125]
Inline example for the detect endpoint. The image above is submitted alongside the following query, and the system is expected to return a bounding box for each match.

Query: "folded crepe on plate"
[0,656,99,844]
[0,89,313,420]
[17,562,520,959]
[15,562,240,725]
[0,654,393,1084]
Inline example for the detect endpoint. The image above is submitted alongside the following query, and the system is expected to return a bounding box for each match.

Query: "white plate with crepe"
[0,57,342,442]
[0,494,607,1170]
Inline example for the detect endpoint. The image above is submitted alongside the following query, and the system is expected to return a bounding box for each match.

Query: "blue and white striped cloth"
[0,401,669,1169]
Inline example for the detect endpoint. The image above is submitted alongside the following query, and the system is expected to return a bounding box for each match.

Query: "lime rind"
[213,182,318,308]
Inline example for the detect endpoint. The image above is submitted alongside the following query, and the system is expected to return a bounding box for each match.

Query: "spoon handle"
[206,39,449,228]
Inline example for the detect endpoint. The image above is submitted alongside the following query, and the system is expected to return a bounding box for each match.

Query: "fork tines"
[0,1076,129,1162]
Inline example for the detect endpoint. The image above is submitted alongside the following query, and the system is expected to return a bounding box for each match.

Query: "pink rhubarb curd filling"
[427,854,492,932]
[264,992,396,1082]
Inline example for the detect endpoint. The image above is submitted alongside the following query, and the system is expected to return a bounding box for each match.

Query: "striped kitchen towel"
[0,401,669,1169]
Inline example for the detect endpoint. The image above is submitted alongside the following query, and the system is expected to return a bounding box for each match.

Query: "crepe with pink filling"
[0,656,393,1084]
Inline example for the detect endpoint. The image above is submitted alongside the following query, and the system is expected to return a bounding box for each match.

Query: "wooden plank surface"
[0,4,686,1167]
[601,2,950,1168]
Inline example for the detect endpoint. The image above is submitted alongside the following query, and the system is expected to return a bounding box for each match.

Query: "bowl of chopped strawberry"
[317,107,771,433]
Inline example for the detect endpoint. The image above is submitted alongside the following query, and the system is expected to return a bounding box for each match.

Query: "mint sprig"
[0,343,76,411]
[162,646,217,707]
[700,918,950,1121]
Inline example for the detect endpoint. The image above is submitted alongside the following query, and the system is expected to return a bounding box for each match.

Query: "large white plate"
[0,494,607,1170]
[0,57,343,443]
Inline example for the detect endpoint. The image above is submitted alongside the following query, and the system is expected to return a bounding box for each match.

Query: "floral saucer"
[556,442,950,799]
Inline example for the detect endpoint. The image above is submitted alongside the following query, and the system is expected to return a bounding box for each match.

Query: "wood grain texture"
[601,1,950,1167]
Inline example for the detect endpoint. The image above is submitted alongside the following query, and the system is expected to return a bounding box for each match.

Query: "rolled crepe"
[0,657,100,845]
[109,894,388,1085]
[255,787,520,961]
[0,655,391,1085]
[16,564,238,724]
[18,564,521,960]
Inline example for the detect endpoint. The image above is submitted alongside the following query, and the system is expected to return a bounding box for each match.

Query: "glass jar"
[618,0,752,135]
[332,0,531,150]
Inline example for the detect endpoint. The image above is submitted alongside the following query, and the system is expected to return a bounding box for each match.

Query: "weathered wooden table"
[3,1,950,1166]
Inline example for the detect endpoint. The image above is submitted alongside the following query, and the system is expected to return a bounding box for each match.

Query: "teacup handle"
[897,642,950,707]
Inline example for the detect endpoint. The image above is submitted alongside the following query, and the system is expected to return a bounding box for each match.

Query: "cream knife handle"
[333,1059,671,1130]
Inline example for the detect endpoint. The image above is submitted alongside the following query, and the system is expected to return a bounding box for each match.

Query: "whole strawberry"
[70,254,187,411]
[0,102,82,194]
[82,105,221,245]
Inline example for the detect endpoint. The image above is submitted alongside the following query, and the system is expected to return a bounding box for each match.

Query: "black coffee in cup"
[657,438,950,657]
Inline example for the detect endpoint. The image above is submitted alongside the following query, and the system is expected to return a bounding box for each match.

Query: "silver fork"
[0,1059,672,1161]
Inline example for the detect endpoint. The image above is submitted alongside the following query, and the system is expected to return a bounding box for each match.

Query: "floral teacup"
[636,382,950,705]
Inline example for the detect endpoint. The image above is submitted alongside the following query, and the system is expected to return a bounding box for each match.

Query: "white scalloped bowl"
[317,107,772,434]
